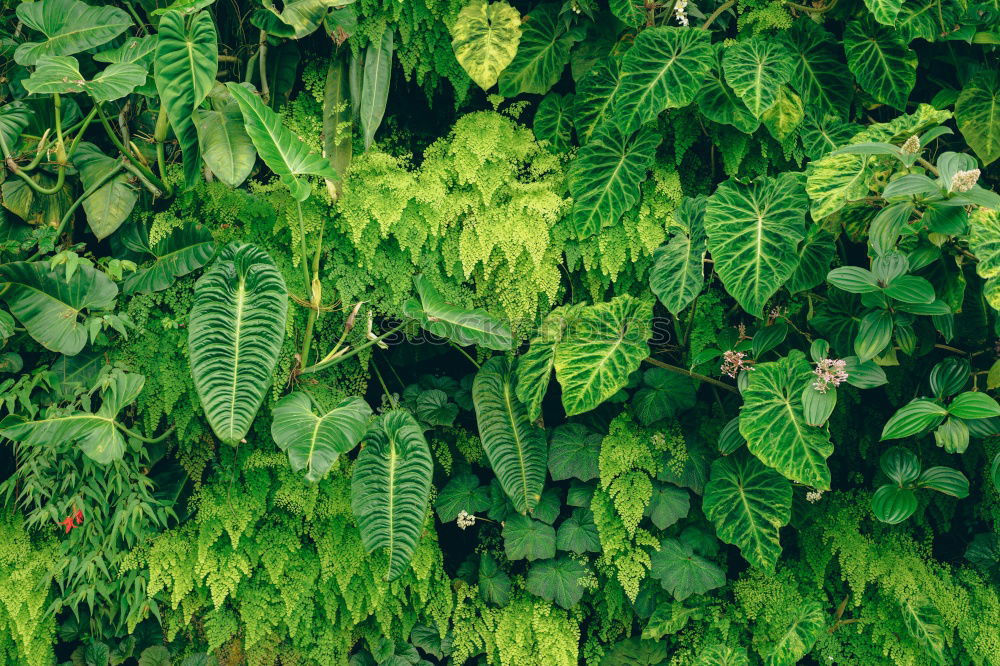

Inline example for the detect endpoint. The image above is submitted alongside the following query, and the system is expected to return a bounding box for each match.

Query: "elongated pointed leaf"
[272,392,372,482]
[740,350,834,489]
[650,197,707,316]
[516,304,581,420]
[361,28,393,150]
[404,274,513,350]
[188,243,288,445]
[498,3,578,96]
[473,356,547,514]
[195,106,257,188]
[24,56,146,103]
[155,11,218,189]
[14,0,132,66]
[0,262,117,355]
[123,223,216,295]
[72,142,137,240]
[322,53,352,197]
[450,0,521,90]
[226,82,337,201]
[785,20,853,118]
[703,453,792,570]
[956,70,1000,166]
[351,409,433,581]
[705,172,808,317]
[843,17,916,111]
[723,38,795,119]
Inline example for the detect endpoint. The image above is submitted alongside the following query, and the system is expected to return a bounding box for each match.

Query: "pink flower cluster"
[812,358,848,393]
[721,350,752,378]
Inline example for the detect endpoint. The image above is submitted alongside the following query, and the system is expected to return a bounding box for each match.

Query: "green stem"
[300,321,407,375]
[153,105,171,186]
[116,422,175,444]
[21,130,52,171]
[296,200,321,367]
[370,357,398,409]
[68,107,98,158]
[53,94,64,148]
[450,341,481,369]
[701,0,736,28]
[644,356,738,393]
[96,104,170,195]
[0,130,67,196]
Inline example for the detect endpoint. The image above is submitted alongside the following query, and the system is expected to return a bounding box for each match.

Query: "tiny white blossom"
[812,358,848,393]
[457,510,476,530]
[951,168,980,193]
[721,350,753,378]
[901,134,920,155]
[674,0,689,25]
[806,490,824,503]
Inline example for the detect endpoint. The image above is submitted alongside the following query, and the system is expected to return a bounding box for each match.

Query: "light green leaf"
[649,537,726,601]
[762,601,826,666]
[94,35,157,66]
[516,304,581,420]
[503,513,556,561]
[351,409,433,581]
[24,56,146,102]
[361,27,393,150]
[613,26,713,133]
[880,446,920,485]
[14,0,132,66]
[322,54,351,197]
[473,356,547,515]
[226,82,337,202]
[188,243,288,445]
[956,70,1000,166]
[450,0,521,90]
[404,274,514,350]
[526,556,586,608]
[723,37,795,119]
[865,0,905,25]
[572,57,621,143]
[553,295,653,416]
[947,391,1000,419]
[881,398,947,440]
[785,20,853,118]
[703,453,792,570]
[122,223,216,296]
[568,123,660,239]
[498,3,579,96]
[696,48,760,134]
[800,114,863,160]
[900,597,948,665]
[704,172,808,317]
[155,10,218,189]
[740,350,834,489]
[843,17,916,110]
[72,142,137,239]
[195,105,257,188]
[762,87,804,141]
[650,196,707,316]
[0,262,117,355]
[805,150,874,220]
[271,392,372,482]
[533,92,574,152]
[695,645,750,666]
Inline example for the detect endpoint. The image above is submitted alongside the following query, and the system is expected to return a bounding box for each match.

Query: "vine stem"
[450,342,481,369]
[701,0,735,28]
[96,104,170,195]
[300,321,407,375]
[644,356,739,393]
[116,423,175,444]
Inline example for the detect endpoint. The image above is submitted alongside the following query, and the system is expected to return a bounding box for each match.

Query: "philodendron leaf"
[956,70,1000,166]
[195,105,257,188]
[450,0,521,90]
[740,350,834,490]
[703,452,792,570]
[761,601,826,666]
[0,262,117,355]
[527,556,586,609]
[351,409,433,581]
[226,82,337,202]
[360,27,393,150]
[473,356,547,515]
[553,295,653,416]
[24,56,146,102]
[14,0,132,66]
[156,10,218,189]
[94,35,158,66]
[498,3,579,97]
[723,37,795,119]
[72,142,137,239]
[188,243,288,445]
[696,44,760,134]
[533,92,575,152]
[705,172,808,317]
[649,537,726,601]
[650,196,707,316]
[864,0,905,25]
[405,274,513,350]
[900,597,948,665]
[122,223,216,296]
[785,19,853,118]
[843,16,916,111]
[271,392,372,482]
[572,57,621,143]
[516,304,581,420]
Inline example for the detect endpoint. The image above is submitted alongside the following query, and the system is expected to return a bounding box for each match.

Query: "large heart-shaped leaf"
[956,70,1000,166]
[761,601,826,666]
[572,57,621,143]
[404,274,513,350]
[739,350,834,489]
[450,0,521,90]
[272,392,372,482]
[705,172,808,317]
[516,304,581,420]
[649,537,726,601]
[650,196,707,316]
[0,102,34,153]
[533,92,574,152]
[360,27,393,150]
[24,56,146,103]
[703,453,792,570]
[568,123,659,239]
[155,10,218,189]
[498,2,580,97]
[526,556,586,608]
[723,38,795,119]
[14,0,132,66]
[0,262,117,355]
[94,35,157,66]
[613,26,713,134]
[696,46,759,134]
[785,20,853,118]
[351,409,433,581]
[188,243,288,445]
[72,142,137,240]
[553,295,652,416]
[195,103,257,188]
[226,82,337,201]
[122,223,216,295]
[805,150,874,220]
[473,356,547,515]
[843,17,916,111]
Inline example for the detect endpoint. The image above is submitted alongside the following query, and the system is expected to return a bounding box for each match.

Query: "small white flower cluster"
[901,134,920,155]
[456,510,476,530]
[674,0,690,25]
[806,490,824,503]
[720,350,752,378]
[570,1,582,14]
[812,358,848,393]
[951,168,980,193]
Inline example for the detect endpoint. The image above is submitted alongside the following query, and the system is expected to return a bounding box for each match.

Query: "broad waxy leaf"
[956,70,1000,166]
[188,243,288,445]
[473,356,547,514]
[516,304,581,420]
[72,142,137,239]
[805,150,874,220]
[704,172,808,317]
[123,223,216,295]
[843,17,916,110]
[526,556,586,608]
[645,482,690,530]
[271,392,372,482]
[533,92,574,152]
[703,453,792,570]
[969,208,1000,309]
[613,27,713,133]
[322,54,352,197]
[479,552,512,605]
[785,225,835,294]
[572,57,621,143]
[195,106,257,188]
[351,409,433,580]
[14,0,132,66]
[723,38,795,119]
[553,295,653,416]
[900,597,948,665]
[361,28,393,150]
[881,398,947,440]
[498,3,579,96]
[696,645,751,666]
[650,197,707,316]
[0,262,117,355]
[762,601,826,666]
[865,0,905,25]
[24,56,146,103]
[94,35,157,66]
[649,537,726,601]
[405,274,514,350]
[872,484,918,523]
[696,49,760,134]
[568,123,660,239]
[156,11,219,189]
[435,472,490,522]
[785,20,853,118]
[226,82,337,202]
[762,88,804,141]
[740,350,834,489]
[450,0,521,90]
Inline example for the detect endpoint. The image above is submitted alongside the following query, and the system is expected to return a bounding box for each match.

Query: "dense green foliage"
[1,0,1000,663]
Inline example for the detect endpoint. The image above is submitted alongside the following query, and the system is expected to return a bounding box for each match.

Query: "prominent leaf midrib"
[571,326,626,407]
[305,414,323,475]
[502,377,531,511]
[361,36,390,133]
[227,283,246,442]
[736,479,768,560]
[387,439,398,566]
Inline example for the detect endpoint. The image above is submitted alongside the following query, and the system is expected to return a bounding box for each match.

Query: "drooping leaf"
[478,553,511,605]
[0,262,117,355]
[258,0,346,39]
[516,304,581,420]
[322,53,352,197]
[72,142,137,239]
[473,356,547,515]
[800,114,863,160]
[24,56,146,102]
[122,223,216,295]
[195,105,257,188]
[956,70,1000,166]
[785,225,836,294]
[761,601,826,666]
[704,172,808,317]
[360,27,393,150]
[649,537,726,601]
[94,35,157,66]
[696,45,759,134]
[155,10,218,189]
[533,92,574,152]
[784,20,853,118]
[527,556,586,608]
[650,196,707,316]
[503,513,556,561]
[450,0,521,90]
[553,295,653,416]
[703,453,792,570]
[613,26,713,133]
[881,398,948,440]
[843,17,916,110]
[271,392,372,482]
[14,0,132,66]
[762,87,804,141]
[226,82,337,202]
[568,123,660,239]
[900,597,948,665]
[498,3,579,96]
[351,409,433,581]
[0,102,34,154]
[572,57,621,143]
[404,274,513,350]
[722,37,795,119]
[739,350,834,489]
[805,150,874,221]
[188,243,288,445]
